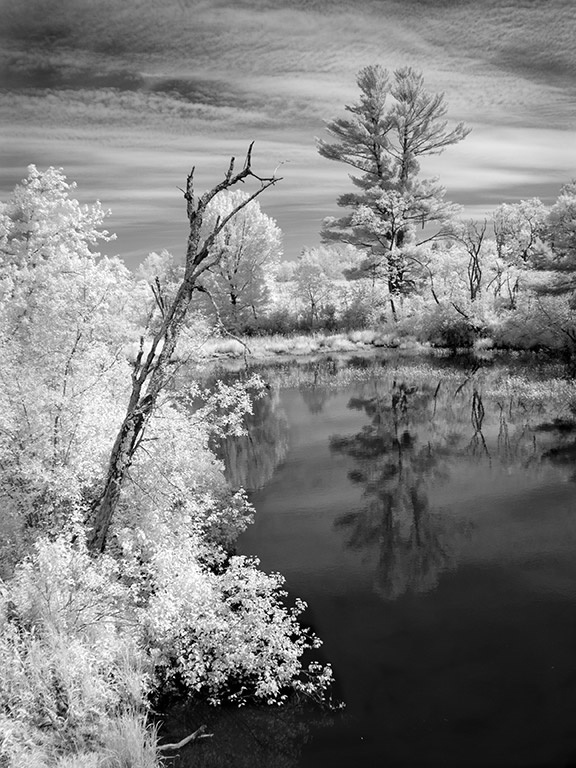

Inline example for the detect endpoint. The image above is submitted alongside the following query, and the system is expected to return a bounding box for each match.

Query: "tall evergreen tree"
[318,65,470,315]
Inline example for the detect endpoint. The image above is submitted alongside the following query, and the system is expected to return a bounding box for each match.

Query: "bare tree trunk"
[389,295,398,322]
[87,144,280,553]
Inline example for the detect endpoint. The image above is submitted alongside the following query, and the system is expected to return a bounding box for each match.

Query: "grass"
[0,711,160,768]
[198,331,432,362]
[0,535,163,768]
[100,713,160,768]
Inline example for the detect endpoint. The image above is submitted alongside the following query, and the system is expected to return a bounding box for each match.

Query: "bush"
[405,303,478,349]
[0,524,335,764]
[493,295,576,352]
[348,329,377,344]
[340,301,373,331]
[137,520,333,706]
[251,310,300,336]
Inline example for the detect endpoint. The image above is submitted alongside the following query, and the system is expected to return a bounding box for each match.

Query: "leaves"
[198,190,283,330]
[0,167,137,546]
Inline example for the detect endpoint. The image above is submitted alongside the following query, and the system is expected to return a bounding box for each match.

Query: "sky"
[1,0,575,267]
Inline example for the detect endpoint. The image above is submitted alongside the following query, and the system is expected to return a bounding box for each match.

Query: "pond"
[170,353,576,767]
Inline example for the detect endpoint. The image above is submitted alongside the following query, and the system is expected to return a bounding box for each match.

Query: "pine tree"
[318,65,470,315]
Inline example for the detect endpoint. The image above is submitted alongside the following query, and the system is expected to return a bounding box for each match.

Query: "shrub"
[252,310,300,336]
[347,329,376,344]
[493,294,576,352]
[407,303,478,349]
[340,301,372,331]
[136,523,333,707]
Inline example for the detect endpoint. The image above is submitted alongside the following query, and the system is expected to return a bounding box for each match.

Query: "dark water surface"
[174,355,576,767]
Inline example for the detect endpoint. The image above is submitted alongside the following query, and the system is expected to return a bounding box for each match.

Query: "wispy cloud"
[1,0,575,260]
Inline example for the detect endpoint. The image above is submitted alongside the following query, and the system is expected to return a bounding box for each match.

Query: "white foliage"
[0,167,137,539]
[0,165,336,760]
[137,521,332,705]
[199,190,283,324]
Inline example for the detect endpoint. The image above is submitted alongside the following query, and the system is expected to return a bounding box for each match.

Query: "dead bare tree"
[87,144,281,552]
[450,219,487,301]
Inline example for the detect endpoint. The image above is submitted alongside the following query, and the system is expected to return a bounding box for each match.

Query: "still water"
[174,354,576,767]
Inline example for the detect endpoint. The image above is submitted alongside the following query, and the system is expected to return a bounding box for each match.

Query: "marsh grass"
[55,755,100,768]
[0,622,159,767]
[0,712,159,768]
[0,536,161,768]
[207,353,576,415]
[99,713,160,768]
[199,331,431,363]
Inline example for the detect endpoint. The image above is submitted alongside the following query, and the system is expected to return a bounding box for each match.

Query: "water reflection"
[217,355,576,603]
[330,378,461,599]
[299,384,335,415]
[219,385,289,491]
[160,700,338,768]
[231,355,576,767]
[328,362,573,600]
[537,418,576,480]
[298,359,340,415]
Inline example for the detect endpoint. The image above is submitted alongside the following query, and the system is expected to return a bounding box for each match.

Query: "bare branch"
[225,156,235,183]
[451,301,470,320]
[409,253,440,305]
[158,725,213,752]
[150,277,165,317]
[244,141,254,170]
[196,142,279,214]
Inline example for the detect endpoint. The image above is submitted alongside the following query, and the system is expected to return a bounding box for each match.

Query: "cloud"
[2,0,575,263]
[3,0,574,133]
[423,126,576,194]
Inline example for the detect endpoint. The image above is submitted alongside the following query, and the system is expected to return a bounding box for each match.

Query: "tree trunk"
[87,145,280,553]
[389,295,398,322]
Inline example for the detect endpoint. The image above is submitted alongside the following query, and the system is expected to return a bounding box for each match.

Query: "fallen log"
[158,724,213,751]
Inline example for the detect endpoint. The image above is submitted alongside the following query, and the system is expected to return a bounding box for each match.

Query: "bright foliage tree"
[199,190,283,330]
[492,198,549,266]
[294,247,342,328]
[540,181,576,293]
[0,166,135,559]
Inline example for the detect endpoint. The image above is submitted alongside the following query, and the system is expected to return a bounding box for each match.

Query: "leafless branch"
[151,277,166,318]
[158,725,213,752]
[89,144,279,552]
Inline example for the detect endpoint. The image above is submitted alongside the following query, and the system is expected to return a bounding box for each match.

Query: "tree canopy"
[199,190,283,330]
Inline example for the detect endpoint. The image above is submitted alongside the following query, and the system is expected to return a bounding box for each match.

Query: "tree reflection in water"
[213,355,575,601]
[537,417,576,481]
[298,359,340,414]
[219,385,290,491]
[331,376,462,599]
[329,360,573,600]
